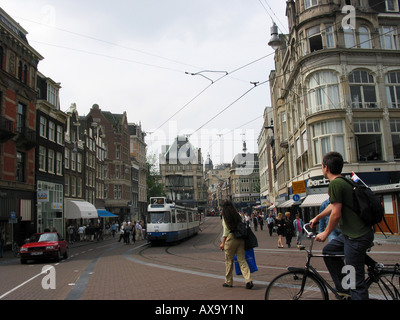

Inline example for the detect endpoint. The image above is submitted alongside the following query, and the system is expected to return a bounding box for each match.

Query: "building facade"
[0,8,43,247]
[88,105,132,220]
[263,0,400,232]
[128,123,147,221]
[159,136,207,210]
[36,72,67,235]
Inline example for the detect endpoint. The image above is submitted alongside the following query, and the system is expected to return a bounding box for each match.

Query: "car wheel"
[55,250,61,262]
[20,258,27,264]
[63,248,68,259]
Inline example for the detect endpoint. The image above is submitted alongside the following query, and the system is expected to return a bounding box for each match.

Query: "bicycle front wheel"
[265,270,328,300]
[367,271,400,300]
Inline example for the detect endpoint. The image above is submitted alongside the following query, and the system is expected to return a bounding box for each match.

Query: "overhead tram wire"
[11,14,204,72]
[152,52,274,133]
[189,80,269,137]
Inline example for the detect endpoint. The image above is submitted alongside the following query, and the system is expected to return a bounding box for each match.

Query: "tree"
[146,153,165,202]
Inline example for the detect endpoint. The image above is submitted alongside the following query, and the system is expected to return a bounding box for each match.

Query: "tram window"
[188,211,193,222]
[172,211,176,223]
[149,211,170,223]
[177,210,187,223]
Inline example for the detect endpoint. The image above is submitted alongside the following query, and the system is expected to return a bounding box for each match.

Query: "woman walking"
[220,200,254,289]
[276,212,285,248]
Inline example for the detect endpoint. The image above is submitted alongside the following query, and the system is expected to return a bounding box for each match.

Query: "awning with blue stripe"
[97,209,118,218]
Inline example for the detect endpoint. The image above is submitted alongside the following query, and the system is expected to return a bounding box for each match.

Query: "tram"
[146,197,200,244]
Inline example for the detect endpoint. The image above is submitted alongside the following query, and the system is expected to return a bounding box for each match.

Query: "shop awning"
[277,197,305,208]
[65,200,98,219]
[300,194,329,207]
[97,209,118,218]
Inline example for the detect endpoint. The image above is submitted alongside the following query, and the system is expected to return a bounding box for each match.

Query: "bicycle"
[265,223,400,300]
[12,241,20,258]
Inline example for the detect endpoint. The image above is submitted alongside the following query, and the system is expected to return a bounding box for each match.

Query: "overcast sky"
[1,0,288,164]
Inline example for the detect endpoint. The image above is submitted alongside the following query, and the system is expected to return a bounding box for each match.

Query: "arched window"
[349,70,377,108]
[308,71,340,114]
[359,26,371,49]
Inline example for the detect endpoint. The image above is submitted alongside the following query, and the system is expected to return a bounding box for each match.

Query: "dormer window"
[47,83,58,108]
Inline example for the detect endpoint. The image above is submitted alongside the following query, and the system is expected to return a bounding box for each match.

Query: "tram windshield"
[149,211,171,223]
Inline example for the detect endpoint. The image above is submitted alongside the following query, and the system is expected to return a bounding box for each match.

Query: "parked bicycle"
[12,241,20,258]
[265,223,400,300]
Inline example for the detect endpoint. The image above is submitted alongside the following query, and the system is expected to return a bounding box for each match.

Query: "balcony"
[0,116,16,142]
[14,127,36,150]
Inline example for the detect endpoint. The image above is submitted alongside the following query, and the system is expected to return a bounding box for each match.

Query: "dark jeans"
[322,230,374,300]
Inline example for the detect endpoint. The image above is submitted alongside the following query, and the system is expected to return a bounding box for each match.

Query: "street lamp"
[268,23,282,50]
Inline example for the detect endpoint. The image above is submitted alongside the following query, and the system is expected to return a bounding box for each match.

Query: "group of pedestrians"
[220,151,373,300]
[270,212,304,248]
[116,221,145,244]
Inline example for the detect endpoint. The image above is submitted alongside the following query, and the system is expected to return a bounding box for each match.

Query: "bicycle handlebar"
[303,223,315,238]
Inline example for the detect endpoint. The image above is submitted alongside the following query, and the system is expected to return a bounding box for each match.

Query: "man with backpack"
[310,152,374,300]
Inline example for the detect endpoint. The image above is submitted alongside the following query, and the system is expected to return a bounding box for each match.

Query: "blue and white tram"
[146,197,200,243]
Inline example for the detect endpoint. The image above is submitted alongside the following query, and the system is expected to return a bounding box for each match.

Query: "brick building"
[0,8,43,247]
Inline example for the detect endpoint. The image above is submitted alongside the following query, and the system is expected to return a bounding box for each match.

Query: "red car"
[20,232,68,264]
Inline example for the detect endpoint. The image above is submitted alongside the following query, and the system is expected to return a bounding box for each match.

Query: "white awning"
[278,199,295,208]
[65,200,98,219]
[300,194,329,207]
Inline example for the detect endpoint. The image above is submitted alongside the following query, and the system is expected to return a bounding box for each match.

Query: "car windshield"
[30,233,58,242]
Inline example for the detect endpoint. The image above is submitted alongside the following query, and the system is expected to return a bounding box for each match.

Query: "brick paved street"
[1,216,399,303]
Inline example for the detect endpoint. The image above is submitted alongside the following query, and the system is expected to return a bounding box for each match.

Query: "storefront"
[37,181,64,237]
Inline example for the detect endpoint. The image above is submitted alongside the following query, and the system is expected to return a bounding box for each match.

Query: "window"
[281,112,288,141]
[305,0,318,9]
[56,125,63,144]
[354,120,382,161]
[77,153,82,172]
[39,116,47,138]
[385,0,399,12]
[311,120,345,164]
[71,176,76,197]
[48,149,54,173]
[116,144,121,159]
[380,26,398,50]
[325,25,335,48]
[390,119,400,160]
[16,151,25,182]
[56,152,62,175]
[349,70,377,108]
[49,121,55,141]
[47,84,58,107]
[344,26,372,49]
[344,28,356,48]
[71,151,76,171]
[358,27,371,49]
[65,149,70,169]
[386,71,400,108]
[308,71,340,113]
[17,102,26,133]
[65,175,70,196]
[39,146,46,171]
[307,26,323,52]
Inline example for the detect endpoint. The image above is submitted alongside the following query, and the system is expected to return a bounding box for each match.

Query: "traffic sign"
[292,194,300,202]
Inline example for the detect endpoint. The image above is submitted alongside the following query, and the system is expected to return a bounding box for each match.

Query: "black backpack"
[337,177,392,234]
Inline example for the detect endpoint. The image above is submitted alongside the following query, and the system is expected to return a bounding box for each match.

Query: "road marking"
[0,266,53,300]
